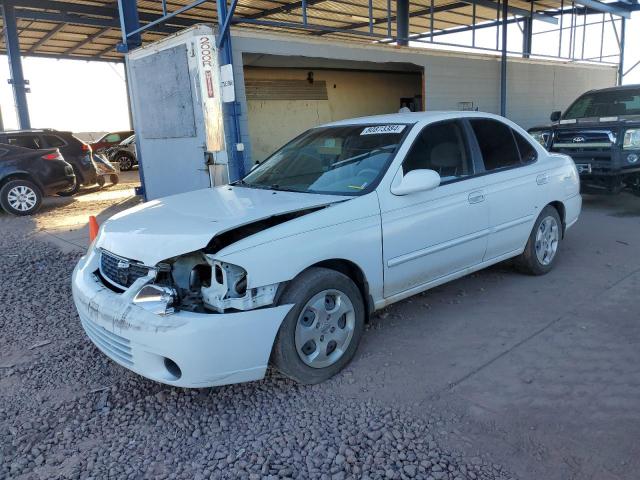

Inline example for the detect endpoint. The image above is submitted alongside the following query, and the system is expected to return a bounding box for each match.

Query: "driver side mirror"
[550,111,562,122]
[391,169,441,196]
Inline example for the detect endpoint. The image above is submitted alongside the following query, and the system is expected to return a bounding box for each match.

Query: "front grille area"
[82,317,133,366]
[100,250,151,289]
[551,129,615,152]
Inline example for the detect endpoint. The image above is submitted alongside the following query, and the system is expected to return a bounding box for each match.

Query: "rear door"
[467,118,542,261]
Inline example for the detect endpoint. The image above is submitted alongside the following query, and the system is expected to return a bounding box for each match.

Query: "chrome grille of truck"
[100,250,151,290]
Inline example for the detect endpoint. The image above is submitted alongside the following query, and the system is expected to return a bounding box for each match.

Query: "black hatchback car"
[0,143,75,215]
[0,129,98,196]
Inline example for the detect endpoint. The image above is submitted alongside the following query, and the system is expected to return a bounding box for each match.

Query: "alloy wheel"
[535,216,559,266]
[7,185,38,212]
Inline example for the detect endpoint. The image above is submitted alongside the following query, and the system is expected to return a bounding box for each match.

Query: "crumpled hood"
[96,186,348,265]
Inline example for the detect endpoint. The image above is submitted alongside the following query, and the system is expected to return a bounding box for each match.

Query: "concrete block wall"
[230,28,617,167]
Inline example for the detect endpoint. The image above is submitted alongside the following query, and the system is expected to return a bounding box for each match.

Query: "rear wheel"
[0,179,42,216]
[514,205,562,275]
[116,154,134,171]
[271,268,365,384]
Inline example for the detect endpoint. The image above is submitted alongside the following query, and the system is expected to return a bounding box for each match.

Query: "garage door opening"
[242,54,424,162]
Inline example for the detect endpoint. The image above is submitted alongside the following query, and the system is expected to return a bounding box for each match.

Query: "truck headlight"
[623,129,640,150]
[530,131,550,148]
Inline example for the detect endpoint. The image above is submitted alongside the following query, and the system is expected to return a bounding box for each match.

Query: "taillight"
[82,143,92,153]
[42,151,63,161]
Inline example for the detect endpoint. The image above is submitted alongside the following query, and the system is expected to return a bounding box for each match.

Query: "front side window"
[563,88,640,119]
[6,135,41,150]
[470,119,521,171]
[402,121,471,183]
[241,124,409,195]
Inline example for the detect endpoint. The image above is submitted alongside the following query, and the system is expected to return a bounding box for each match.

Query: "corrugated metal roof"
[0,0,628,62]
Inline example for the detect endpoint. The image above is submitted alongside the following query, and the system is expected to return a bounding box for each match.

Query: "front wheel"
[271,268,365,384]
[514,205,562,275]
[0,179,43,216]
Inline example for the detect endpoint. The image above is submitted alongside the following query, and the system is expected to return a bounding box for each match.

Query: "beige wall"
[244,67,421,161]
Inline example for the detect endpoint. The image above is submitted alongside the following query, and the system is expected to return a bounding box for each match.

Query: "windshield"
[240,124,409,195]
[563,88,640,119]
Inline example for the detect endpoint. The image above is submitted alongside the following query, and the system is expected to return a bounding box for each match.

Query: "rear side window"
[513,131,537,164]
[43,135,66,148]
[6,135,41,150]
[470,119,521,171]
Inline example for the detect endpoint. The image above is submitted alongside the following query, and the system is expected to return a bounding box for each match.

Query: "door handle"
[468,191,485,204]
[536,173,550,185]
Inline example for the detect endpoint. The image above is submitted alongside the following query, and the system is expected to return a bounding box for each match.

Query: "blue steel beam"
[117,0,141,51]
[500,0,508,116]
[2,1,31,129]
[217,0,245,180]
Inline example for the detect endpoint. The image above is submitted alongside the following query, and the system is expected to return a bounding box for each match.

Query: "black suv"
[0,143,75,215]
[529,84,640,195]
[0,129,98,196]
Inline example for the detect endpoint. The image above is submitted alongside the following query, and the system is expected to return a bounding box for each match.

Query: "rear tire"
[0,179,42,216]
[116,154,134,171]
[271,267,365,384]
[514,205,562,275]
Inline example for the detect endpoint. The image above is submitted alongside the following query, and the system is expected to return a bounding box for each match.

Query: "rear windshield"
[563,88,640,119]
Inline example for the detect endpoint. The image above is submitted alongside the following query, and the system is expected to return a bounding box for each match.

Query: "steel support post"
[2,1,30,129]
[396,0,409,46]
[500,0,508,116]
[217,0,245,180]
[117,0,142,52]
[522,16,533,58]
[617,17,625,85]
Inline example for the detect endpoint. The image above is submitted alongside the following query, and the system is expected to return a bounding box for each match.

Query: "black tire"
[109,174,119,185]
[271,267,365,384]
[96,176,106,187]
[0,179,43,216]
[514,205,562,275]
[116,154,134,171]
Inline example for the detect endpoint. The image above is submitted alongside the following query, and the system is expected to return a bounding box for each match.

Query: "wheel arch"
[305,259,374,320]
[0,172,42,192]
[547,200,566,237]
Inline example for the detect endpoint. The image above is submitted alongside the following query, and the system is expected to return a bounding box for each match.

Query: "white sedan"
[72,112,581,387]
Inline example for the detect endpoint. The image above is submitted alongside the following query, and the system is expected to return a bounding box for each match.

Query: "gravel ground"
[0,211,512,479]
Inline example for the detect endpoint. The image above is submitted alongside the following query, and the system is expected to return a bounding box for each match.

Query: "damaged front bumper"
[72,248,293,388]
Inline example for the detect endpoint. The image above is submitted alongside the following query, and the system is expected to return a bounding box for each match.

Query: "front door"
[379,120,489,298]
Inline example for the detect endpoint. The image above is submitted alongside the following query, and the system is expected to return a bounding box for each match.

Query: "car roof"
[584,84,640,94]
[323,110,509,127]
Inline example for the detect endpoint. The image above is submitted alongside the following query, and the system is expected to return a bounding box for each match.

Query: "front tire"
[515,205,562,275]
[271,268,365,384]
[0,179,43,216]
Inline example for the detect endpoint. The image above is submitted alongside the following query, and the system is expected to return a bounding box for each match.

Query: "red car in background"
[90,130,134,153]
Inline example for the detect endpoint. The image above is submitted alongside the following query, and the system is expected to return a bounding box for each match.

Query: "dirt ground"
[1,176,639,479]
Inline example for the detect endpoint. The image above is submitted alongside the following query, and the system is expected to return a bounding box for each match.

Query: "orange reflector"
[89,216,99,242]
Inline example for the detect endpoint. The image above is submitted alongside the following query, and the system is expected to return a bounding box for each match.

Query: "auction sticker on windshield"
[361,125,406,135]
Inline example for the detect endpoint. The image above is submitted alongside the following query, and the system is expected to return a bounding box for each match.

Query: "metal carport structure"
[1,0,637,137]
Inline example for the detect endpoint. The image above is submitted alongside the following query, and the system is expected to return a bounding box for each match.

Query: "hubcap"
[7,185,37,211]
[119,156,131,169]
[535,216,559,266]
[295,289,355,369]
